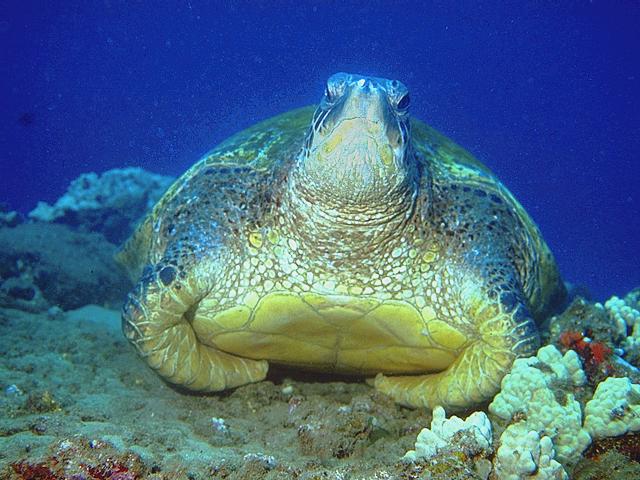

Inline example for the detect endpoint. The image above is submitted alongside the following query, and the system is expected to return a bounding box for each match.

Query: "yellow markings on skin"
[267,229,280,245]
[349,285,363,295]
[422,250,438,263]
[322,133,343,156]
[380,144,394,166]
[248,231,263,249]
[426,320,468,350]
[477,303,510,344]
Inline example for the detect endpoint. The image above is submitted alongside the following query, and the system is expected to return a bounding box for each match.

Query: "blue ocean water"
[1,1,638,300]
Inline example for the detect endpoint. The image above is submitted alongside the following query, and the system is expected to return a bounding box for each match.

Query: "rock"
[0,223,130,311]
[0,210,23,228]
[29,167,174,244]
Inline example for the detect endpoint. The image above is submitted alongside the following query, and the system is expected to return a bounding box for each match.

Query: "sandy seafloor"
[0,303,435,479]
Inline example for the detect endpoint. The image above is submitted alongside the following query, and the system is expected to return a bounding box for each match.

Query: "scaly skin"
[118,73,565,410]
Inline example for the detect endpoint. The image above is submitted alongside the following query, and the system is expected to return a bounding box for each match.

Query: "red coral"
[559,330,588,351]
[589,341,612,365]
[558,330,612,380]
[11,461,58,480]
[84,461,135,480]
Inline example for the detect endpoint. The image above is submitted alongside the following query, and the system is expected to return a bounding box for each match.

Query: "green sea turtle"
[118,73,565,410]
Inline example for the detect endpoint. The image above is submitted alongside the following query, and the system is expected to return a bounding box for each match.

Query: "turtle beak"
[314,76,404,173]
[341,77,388,127]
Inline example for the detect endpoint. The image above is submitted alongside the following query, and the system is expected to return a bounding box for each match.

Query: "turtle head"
[298,73,415,205]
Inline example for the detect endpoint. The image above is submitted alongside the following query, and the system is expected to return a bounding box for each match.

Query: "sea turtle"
[118,73,565,410]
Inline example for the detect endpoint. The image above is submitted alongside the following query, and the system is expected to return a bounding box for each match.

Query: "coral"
[559,331,611,365]
[489,345,592,466]
[403,406,492,462]
[29,167,174,243]
[5,437,149,480]
[583,377,640,439]
[493,423,568,480]
[546,297,617,350]
[547,292,640,384]
[604,291,640,365]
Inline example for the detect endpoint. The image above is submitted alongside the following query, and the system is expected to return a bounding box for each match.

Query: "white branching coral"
[489,345,591,466]
[403,406,492,462]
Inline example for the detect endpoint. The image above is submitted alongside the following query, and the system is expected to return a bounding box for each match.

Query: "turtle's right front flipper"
[122,262,268,391]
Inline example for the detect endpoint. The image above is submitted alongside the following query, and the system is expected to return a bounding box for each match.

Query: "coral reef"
[605,290,640,365]
[489,345,591,466]
[493,423,567,480]
[583,377,640,439]
[546,295,640,385]
[403,406,492,462]
[29,167,174,244]
[0,223,129,311]
[486,337,640,479]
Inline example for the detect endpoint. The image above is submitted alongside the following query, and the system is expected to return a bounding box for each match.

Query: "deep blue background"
[1,1,638,300]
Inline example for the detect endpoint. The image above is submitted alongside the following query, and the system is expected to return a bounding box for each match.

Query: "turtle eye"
[396,94,410,111]
[325,84,334,102]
